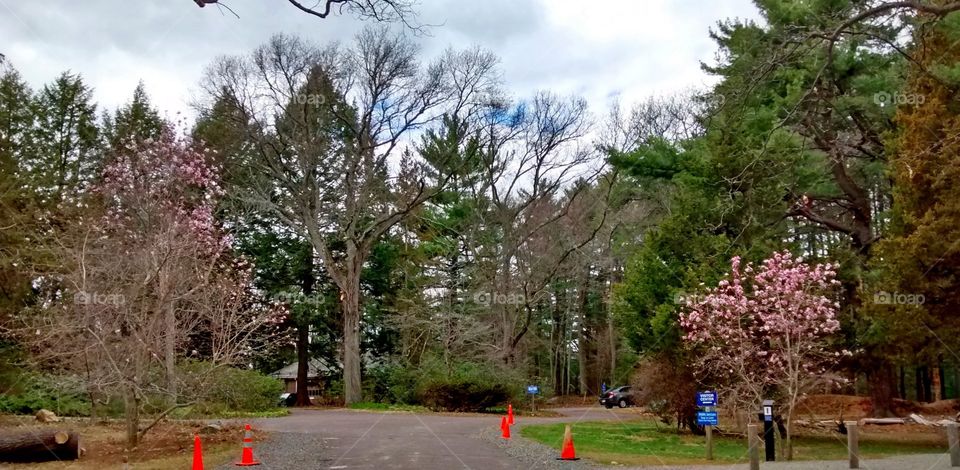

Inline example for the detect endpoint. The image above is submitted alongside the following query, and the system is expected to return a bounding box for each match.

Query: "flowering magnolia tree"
[23,126,282,448]
[679,250,843,459]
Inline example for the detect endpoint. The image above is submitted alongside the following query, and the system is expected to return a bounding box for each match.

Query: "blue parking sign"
[527,385,539,395]
[696,411,719,426]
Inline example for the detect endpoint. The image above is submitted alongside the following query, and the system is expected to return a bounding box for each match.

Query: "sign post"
[527,385,539,412]
[761,399,775,462]
[696,391,718,460]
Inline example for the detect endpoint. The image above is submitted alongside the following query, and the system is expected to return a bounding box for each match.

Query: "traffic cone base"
[500,416,511,439]
[558,424,579,460]
[192,435,204,470]
[235,424,262,466]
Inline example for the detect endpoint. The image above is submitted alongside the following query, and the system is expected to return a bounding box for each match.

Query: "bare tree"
[199,30,499,403]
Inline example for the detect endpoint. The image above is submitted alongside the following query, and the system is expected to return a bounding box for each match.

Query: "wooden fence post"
[846,421,859,469]
[947,422,960,467]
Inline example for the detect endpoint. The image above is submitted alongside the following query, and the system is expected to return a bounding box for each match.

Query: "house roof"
[270,359,336,379]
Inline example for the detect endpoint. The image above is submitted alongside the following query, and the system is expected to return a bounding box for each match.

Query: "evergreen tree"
[28,72,99,207]
[871,11,960,393]
[0,64,35,320]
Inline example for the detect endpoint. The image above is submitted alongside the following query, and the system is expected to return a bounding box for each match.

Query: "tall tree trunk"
[295,325,311,406]
[933,362,943,402]
[552,288,566,393]
[342,268,362,404]
[607,313,616,383]
[164,301,176,404]
[913,367,927,403]
[867,359,896,416]
[577,324,588,396]
[899,366,906,399]
[295,251,315,407]
[124,386,139,449]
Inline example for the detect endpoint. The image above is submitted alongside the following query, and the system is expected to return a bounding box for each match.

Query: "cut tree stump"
[0,429,81,462]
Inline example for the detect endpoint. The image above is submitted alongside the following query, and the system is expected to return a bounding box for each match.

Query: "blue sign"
[527,385,540,395]
[696,391,718,407]
[696,411,719,426]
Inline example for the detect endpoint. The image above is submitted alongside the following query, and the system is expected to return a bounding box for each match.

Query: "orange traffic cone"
[192,435,204,470]
[235,424,261,466]
[500,416,511,439]
[507,404,514,425]
[558,424,579,460]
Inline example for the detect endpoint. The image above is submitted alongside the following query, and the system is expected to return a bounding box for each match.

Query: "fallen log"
[0,429,81,462]
[910,413,936,426]
[861,418,906,425]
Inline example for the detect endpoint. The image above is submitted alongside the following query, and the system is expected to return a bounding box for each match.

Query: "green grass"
[521,419,946,466]
[348,402,432,413]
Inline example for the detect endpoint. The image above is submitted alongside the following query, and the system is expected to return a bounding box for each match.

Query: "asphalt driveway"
[229,407,633,470]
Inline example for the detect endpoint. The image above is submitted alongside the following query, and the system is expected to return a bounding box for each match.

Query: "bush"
[419,381,511,412]
[0,373,90,416]
[414,359,522,412]
[362,363,417,404]
[181,362,283,415]
[632,354,702,433]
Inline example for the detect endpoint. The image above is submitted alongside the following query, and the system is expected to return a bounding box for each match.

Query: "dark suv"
[599,386,634,408]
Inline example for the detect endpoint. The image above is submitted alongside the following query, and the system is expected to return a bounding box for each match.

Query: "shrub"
[0,373,90,416]
[414,359,522,412]
[632,354,702,433]
[362,363,417,404]
[419,381,511,412]
[180,362,283,414]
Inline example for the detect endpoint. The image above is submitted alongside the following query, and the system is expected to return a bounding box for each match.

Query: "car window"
[621,386,631,392]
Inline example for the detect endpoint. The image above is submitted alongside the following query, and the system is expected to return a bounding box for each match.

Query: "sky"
[0,0,761,120]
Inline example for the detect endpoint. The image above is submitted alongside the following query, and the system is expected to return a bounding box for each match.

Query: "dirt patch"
[795,394,873,420]
[0,416,249,468]
[540,395,600,408]
[794,394,960,421]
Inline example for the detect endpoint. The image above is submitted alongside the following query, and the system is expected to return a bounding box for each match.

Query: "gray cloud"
[0,0,760,118]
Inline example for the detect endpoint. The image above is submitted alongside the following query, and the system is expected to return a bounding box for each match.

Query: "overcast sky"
[0,1,760,119]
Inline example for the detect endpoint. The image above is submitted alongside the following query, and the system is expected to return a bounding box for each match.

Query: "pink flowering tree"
[24,125,281,448]
[679,250,843,459]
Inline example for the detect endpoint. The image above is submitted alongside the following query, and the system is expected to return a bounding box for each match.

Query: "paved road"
[237,407,633,469]
[227,408,954,470]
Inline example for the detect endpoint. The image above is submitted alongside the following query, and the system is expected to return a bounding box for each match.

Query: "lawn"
[521,419,947,466]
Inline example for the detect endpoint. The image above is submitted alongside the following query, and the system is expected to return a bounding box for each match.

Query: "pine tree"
[103,82,164,150]
[0,64,35,319]
[28,72,99,207]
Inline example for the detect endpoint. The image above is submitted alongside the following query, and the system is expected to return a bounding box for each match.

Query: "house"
[270,359,336,398]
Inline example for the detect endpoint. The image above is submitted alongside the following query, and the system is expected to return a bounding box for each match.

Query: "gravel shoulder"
[214,431,331,469]
[479,424,596,470]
